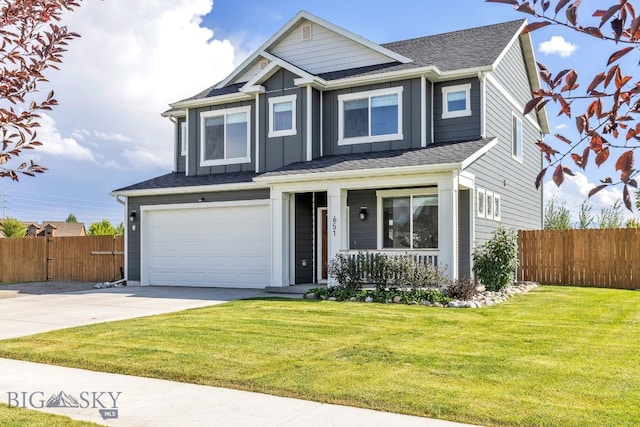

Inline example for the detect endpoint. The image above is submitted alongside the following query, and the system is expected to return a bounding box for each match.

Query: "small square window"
[512,114,523,161]
[477,188,486,219]
[268,95,297,138]
[442,84,471,119]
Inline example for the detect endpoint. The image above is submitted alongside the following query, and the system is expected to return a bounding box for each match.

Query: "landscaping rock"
[365,296,374,303]
[305,293,315,300]
[393,296,402,304]
[328,297,337,301]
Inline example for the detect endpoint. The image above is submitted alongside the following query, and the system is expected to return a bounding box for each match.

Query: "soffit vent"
[301,23,312,41]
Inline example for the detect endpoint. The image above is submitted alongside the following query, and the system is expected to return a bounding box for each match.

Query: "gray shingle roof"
[178,20,524,103]
[114,171,259,192]
[259,138,495,178]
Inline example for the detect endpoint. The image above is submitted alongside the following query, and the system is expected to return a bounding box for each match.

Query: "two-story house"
[112,11,548,289]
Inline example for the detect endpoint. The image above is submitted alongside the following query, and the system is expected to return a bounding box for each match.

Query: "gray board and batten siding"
[465,37,543,245]
[175,117,186,173]
[347,190,377,250]
[126,189,270,282]
[433,78,482,144]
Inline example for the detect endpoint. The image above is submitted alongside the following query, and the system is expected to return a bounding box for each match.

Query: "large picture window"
[338,87,403,145]
[442,83,471,119]
[268,94,297,138]
[200,106,251,166]
[380,192,438,249]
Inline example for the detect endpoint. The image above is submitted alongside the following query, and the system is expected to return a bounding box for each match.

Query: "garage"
[141,202,270,288]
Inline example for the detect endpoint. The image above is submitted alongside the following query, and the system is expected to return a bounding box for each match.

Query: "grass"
[0,404,103,426]
[0,286,638,426]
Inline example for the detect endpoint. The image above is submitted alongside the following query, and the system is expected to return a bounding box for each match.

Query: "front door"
[317,208,328,282]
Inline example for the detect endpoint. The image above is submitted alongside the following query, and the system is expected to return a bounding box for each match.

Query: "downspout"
[478,71,488,138]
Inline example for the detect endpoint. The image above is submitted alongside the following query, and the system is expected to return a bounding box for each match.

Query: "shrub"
[472,227,518,292]
[327,253,362,290]
[444,278,477,301]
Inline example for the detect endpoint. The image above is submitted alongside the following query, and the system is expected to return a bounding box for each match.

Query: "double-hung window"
[268,94,297,138]
[442,83,471,119]
[338,87,403,145]
[378,190,438,249]
[200,106,251,166]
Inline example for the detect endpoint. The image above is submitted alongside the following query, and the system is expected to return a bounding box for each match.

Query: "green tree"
[598,200,624,229]
[0,218,26,238]
[487,1,640,210]
[66,213,78,223]
[544,196,572,230]
[87,219,123,236]
[577,200,594,229]
[626,218,640,229]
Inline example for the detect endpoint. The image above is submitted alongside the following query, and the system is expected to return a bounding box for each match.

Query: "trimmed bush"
[472,227,518,292]
[444,278,477,300]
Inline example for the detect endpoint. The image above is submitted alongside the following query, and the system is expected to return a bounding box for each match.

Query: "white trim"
[479,71,487,138]
[441,83,471,119]
[421,75,427,148]
[268,94,297,138]
[320,91,324,157]
[306,86,312,161]
[317,207,328,283]
[289,195,296,284]
[171,92,252,110]
[493,194,502,222]
[477,188,486,219]
[337,86,403,146]
[180,121,187,156]
[511,113,523,162]
[111,182,267,198]
[461,137,498,169]
[200,106,252,167]
[486,191,494,219]
[243,53,317,90]
[485,73,542,132]
[430,80,434,145]
[255,93,260,173]
[185,109,190,176]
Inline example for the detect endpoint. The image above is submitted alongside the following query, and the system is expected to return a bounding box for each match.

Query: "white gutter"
[110,182,268,198]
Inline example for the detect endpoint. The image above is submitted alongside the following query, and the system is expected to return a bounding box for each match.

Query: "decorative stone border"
[440,281,539,308]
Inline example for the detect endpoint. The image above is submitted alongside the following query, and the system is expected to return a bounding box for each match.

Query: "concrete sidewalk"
[0,286,479,426]
[0,358,476,427]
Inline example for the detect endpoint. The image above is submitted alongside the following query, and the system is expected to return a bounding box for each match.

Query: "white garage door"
[142,202,270,288]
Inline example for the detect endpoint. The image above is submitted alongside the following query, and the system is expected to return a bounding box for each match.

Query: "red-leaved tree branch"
[487,0,640,210]
[0,0,80,181]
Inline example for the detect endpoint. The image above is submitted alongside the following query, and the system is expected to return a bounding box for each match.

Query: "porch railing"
[339,249,439,267]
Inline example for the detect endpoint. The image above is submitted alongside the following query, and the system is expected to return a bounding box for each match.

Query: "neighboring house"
[112,11,548,289]
[25,221,87,238]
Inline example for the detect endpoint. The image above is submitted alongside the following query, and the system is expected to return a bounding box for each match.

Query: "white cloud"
[35,114,95,162]
[555,124,569,130]
[539,36,577,57]
[544,173,636,224]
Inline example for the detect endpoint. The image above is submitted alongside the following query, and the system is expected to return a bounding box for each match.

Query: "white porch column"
[270,190,290,287]
[438,174,459,281]
[327,187,347,286]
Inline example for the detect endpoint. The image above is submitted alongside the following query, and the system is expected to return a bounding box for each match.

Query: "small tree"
[472,227,518,292]
[598,200,624,229]
[544,196,572,229]
[626,218,640,228]
[577,200,594,229]
[65,213,78,223]
[87,219,123,236]
[1,218,26,238]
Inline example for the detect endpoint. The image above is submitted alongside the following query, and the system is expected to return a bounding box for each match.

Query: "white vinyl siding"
[512,113,523,161]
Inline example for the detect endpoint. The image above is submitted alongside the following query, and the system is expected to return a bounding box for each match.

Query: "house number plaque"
[332,216,337,236]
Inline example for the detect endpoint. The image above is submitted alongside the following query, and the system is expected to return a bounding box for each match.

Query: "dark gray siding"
[187,99,256,176]
[458,190,471,279]
[347,190,377,249]
[294,193,313,284]
[433,78,482,143]
[467,53,543,246]
[126,189,270,281]
[176,118,186,173]
[260,69,306,172]
[322,78,427,156]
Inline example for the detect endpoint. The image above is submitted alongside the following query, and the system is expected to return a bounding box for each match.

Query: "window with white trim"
[493,194,502,222]
[268,94,297,138]
[338,87,403,145]
[378,189,438,249]
[442,83,471,119]
[486,191,494,219]
[512,114,523,161]
[200,106,251,166]
[180,122,187,156]
[477,188,486,219]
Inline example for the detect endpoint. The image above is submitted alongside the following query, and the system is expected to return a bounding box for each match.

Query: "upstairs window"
[180,122,187,156]
[338,87,403,145]
[200,106,251,166]
[512,114,523,161]
[442,83,471,119]
[268,94,297,138]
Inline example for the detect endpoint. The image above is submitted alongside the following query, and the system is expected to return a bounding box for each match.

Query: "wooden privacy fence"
[0,235,124,283]
[518,229,640,289]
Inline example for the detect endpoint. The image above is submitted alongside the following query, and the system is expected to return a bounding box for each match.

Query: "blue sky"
[0,0,632,226]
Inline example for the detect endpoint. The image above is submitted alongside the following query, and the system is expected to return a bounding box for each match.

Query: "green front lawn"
[0,286,638,426]
[0,404,103,426]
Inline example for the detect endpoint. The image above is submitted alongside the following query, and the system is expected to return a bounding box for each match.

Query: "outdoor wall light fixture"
[129,210,137,222]
[359,207,367,221]
[198,197,206,202]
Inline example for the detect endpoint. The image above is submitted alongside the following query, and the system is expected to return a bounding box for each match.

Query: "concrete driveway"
[0,286,269,339]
